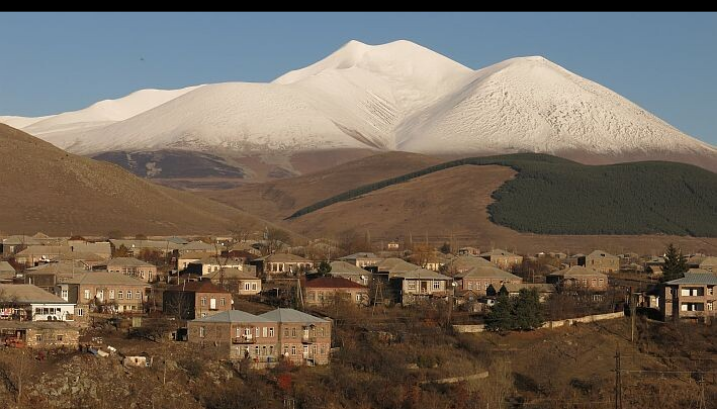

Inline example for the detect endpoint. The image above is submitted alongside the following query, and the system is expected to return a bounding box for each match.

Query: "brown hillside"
[0,124,294,237]
[282,165,715,255]
[208,151,443,220]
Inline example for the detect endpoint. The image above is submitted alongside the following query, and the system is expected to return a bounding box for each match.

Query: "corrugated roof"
[479,249,520,257]
[450,255,495,270]
[587,250,617,259]
[107,257,153,267]
[0,261,15,274]
[192,310,273,323]
[205,268,257,280]
[181,241,216,251]
[457,266,522,281]
[305,276,367,289]
[502,283,555,293]
[64,272,150,286]
[166,281,229,293]
[549,266,607,278]
[666,273,716,286]
[0,284,71,304]
[258,308,329,323]
[329,261,368,275]
[339,252,380,260]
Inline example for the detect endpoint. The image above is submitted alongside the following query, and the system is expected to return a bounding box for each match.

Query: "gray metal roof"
[666,273,716,286]
[192,310,273,323]
[258,308,329,323]
[0,284,71,304]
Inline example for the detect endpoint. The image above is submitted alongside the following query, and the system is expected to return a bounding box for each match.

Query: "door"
[303,345,309,359]
[210,298,216,310]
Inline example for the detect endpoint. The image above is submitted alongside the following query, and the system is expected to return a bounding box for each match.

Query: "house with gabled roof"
[328,261,370,286]
[188,310,278,361]
[455,265,522,295]
[661,272,716,322]
[257,308,332,366]
[107,257,157,282]
[163,281,232,319]
[304,276,369,307]
[338,252,383,268]
[252,253,313,276]
[0,261,15,283]
[547,266,608,291]
[56,272,150,317]
[585,250,620,274]
[480,249,523,270]
[204,267,261,295]
[0,284,75,321]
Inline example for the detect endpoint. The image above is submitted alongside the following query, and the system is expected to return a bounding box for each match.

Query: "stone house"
[163,281,232,319]
[455,265,522,295]
[253,253,314,276]
[56,272,151,317]
[661,272,716,322]
[585,250,620,274]
[304,276,369,307]
[479,249,523,270]
[546,266,608,291]
[338,252,383,268]
[328,261,370,286]
[205,267,261,296]
[107,257,157,283]
[0,321,79,349]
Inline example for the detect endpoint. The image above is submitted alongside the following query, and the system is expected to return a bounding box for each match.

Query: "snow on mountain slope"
[42,82,373,154]
[2,40,715,170]
[4,86,202,137]
[396,56,716,157]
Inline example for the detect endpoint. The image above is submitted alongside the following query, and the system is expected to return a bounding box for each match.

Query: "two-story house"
[660,272,716,322]
[479,249,523,270]
[585,250,620,274]
[56,272,151,317]
[106,257,157,283]
[163,281,232,319]
[0,284,75,321]
[304,277,369,307]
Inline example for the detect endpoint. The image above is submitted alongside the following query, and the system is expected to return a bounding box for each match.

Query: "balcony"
[232,336,255,344]
[301,336,317,344]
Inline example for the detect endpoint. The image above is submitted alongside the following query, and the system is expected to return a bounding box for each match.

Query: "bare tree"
[262,227,291,256]
[0,348,34,404]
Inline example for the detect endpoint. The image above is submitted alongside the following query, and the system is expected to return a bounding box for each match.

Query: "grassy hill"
[0,124,296,237]
[288,153,716,237]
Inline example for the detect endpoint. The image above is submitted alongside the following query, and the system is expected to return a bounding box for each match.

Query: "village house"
[660,272,716,322]
[585,250,620,274]
[458,246,481,256]
[229,242,262,257]
[66,240,112,259]
[107,257,157,283]
[686,255,717,273]
[454,265,523,295]
[388,267,452,306]
[479,249,523,270]
[258,308,332,366]
[187,256,247,276]
[188,310,278,362]
[253,253,314,276]
[177,251,210,271]
[163,281,232,319]
[179,240,217,255]
[205,267,262,296]
[25,261,92,293]
[1,235,41,257]
[338,252,383,268]
[0,321,79,349]
[644,256,666,276]
[0,284,75,321]
[187,308,332,366]
[446,255,496,275]
[0,261,16,283]
[304,276,369,307]
[110,239,182,257]
[489,283,556,302]
[387,241,400,250]
[546,266,608,291]
[56,272,151,317]
[328,261,371,286]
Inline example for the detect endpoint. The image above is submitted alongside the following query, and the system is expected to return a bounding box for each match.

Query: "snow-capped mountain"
[2,40,715,170]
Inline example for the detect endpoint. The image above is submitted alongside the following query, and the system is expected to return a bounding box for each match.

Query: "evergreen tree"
[484,295,514,331]
[514,288,545,330]
[317,261,332,276]
[661,243,688,282]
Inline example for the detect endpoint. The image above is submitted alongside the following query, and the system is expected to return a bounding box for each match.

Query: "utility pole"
[614,347,623,409]
[697,372,707,409]
[629,287,636,345]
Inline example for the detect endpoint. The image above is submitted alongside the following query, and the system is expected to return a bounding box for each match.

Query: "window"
[56,335,63,341]
[84,290,90,300]
[406,281,416,290]
[252,283,257,290]
[433,281,441,290]
[599,279,604,284]
[244,328,251,338]
[308,292,315,301]
[220,298,226,307]
[269,327,274,337]
[708,302,714,311]
[36,335,43,342]
[356,293,362,302]
[709,287,714,296]
[236,327,241,337]
[77,308,84,317]
[199,327,206,338]
[284,345,288,355]
[255,327,260,338]
[291,345,296,355]
[291,328,296,338]
[109,290,115,300]
[319,327,325,337]
[61,289,68,299]
[284,328,289,337]
[201,297,207,306]
[136,291,141,300]
[244,283,250,291]
[263,327,268,338]
[118,291,124,300]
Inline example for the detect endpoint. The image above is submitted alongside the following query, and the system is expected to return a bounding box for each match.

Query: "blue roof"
[258,308,329,323]
[192,310,274,323]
